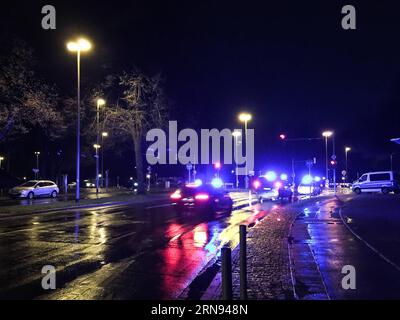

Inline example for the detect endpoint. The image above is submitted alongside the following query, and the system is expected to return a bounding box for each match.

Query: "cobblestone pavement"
[202,196,335,300]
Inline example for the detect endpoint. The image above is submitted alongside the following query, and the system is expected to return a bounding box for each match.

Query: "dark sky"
[2,0,400,179]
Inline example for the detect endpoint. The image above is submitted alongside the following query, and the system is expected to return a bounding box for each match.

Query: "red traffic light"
[214,162,221,169]
[330,160,337,166]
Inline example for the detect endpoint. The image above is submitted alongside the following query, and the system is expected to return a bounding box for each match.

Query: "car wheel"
[51,190,58,198]
[27,192,34,199]
[353,188,361,195]
[382,187,390,194]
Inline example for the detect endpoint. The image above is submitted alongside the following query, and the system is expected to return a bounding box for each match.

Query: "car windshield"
[19,181,37,187]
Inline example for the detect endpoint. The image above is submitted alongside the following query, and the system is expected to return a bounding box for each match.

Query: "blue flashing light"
[265,171,277,182]
[280,173,288,181]
[211,177,223,188]
[302,175,313,184]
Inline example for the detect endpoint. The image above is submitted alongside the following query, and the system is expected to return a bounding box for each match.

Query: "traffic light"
[330,160,337,167]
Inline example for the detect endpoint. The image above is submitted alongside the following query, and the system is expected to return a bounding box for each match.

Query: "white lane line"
[339,207,400,273]
[145,204,171,210]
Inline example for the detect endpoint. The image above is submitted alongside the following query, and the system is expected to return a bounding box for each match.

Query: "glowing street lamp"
[95,99,106,194]
[67,37,92,202]
[0,156,4,169]
[345,147,351,181]
[238,112,252,188]
[322,131,333,186]
[101,132,108,187]
[232,130,242,188]
[34,151,40,179]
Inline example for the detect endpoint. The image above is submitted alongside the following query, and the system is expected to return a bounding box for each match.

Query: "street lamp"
[34,151,41,179]
[93,144,101,194]
[238,112,252,189]
[345,147,351,182]
[67,37,92,202]
[322,131,333,186]
[95,99,106,194]
[232,131,241,188]
[0,156,4,170]
[101,131,108,187]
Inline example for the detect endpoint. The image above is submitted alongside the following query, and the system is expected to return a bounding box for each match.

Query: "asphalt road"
[291,193,400,300]
[0,195,281,300]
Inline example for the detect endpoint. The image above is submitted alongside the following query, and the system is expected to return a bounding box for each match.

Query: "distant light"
[279,134,286,140]
[97,98,106,106]
[93,144,101,149]
[130,177,133,181]
[238,113,252,122]
[265,171,277,182]
[194,179,203,186]
[170,191,182,200]
[146,174,151,179]
[253,180,261,189]
[275,181,282,189]
[232,131,242,137]
[98,174,102,178]
[322,131,333,138]
[314,176,321,182]
[214,162,221,169]
[280,173,288,181]
[134,182,138,186]
[67,38,92,52]
[211,177,223,188]
[322,177,326,180]
[345,147,351,152]
[302,175,313,184]
[102,132,109,137]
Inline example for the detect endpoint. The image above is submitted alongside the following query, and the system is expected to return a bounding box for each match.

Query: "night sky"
[1,0,400,180]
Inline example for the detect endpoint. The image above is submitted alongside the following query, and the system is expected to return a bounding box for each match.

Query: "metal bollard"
[240,224,248,300]
[221,246,232,300]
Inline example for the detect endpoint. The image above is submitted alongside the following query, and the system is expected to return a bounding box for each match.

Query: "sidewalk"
[202,195,336,300]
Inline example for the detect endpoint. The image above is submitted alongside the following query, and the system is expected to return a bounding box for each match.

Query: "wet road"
[0,195,280,300]
[291,194,400,300]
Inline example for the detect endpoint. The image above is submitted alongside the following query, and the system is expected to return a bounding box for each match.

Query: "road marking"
[339,207,400,273]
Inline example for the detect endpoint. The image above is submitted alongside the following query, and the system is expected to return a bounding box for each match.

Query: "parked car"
[352,171,400,194]
[9,180,59,199]
[170,184,233,216]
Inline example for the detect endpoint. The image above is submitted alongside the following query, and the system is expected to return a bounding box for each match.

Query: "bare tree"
[0,40,63,143]
[102,69,167,193]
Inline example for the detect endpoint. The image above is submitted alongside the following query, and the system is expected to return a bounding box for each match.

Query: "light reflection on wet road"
[0,198,281,299]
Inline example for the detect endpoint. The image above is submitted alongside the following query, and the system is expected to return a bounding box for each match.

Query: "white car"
[9,180,59,199]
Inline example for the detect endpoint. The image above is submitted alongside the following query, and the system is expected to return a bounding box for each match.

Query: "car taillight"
[170,193,182,200]
[195,193,209,200]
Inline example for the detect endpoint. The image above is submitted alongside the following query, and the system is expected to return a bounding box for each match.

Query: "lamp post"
[238,113,252,189]
[34,152,40,179]
[101,131,108,187]
[322,131,333,187]
[67,38,92,202]
[95,99,105,194]
[345,147,351,181]
[232,131,241,188]
[0,156,4,170]
[93,144,101,194]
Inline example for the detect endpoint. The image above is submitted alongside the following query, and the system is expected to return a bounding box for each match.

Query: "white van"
[352,171,400,194]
